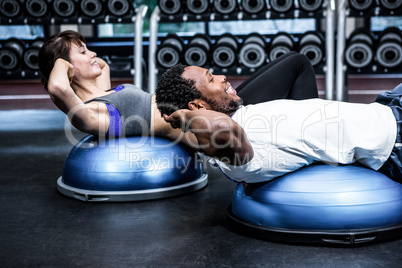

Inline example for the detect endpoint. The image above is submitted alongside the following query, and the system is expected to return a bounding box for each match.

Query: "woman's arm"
[164,109,254,165]
[47,58,109,135]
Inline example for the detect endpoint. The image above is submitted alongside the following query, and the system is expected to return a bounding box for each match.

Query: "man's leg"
[375,83,402,144]
[237,52,318,105]
[376,83,402,182]
[378,148,402,182]
[375,83,402,106]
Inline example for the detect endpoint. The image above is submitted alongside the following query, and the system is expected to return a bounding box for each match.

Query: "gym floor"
[1,78,402,267]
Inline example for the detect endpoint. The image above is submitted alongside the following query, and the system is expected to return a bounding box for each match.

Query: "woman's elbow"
[84,112,109,136]
[69,118,106,137]
[48,80,69,97]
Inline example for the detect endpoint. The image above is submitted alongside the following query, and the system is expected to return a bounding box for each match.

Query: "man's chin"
[231,97,243,109]
[236,97,243,106]
[225,98,243,115]
[201,95,243,115]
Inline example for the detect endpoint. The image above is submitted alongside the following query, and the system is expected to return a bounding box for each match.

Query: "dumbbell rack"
[336,0,402,101]
[148,0,336,100]
[0,1,147,88]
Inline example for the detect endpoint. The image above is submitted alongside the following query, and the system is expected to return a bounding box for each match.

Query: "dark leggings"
[375,83,402,182]
[236,51,318,105]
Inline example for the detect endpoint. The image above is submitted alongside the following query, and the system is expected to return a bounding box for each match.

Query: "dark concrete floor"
[1,109,402,267]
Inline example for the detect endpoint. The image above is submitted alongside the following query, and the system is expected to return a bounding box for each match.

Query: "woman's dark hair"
[155,64,202,116]
[38,30,85,90]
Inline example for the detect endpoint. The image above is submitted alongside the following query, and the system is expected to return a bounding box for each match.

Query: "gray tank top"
[86,84,153,136]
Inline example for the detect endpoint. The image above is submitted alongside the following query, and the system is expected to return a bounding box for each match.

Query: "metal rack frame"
[134,4,148,88]
[325,0,336,100]
[147,1,336,100]
[0,3,148,83]
[335,0,402,101]
[336,0,349,101]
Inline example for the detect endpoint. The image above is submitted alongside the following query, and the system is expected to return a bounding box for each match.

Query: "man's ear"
[188,99,207,110]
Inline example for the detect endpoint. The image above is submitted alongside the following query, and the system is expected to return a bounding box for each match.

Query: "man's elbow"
[207,139,254,166]
[212,127,254,165]
[232,142,254,166]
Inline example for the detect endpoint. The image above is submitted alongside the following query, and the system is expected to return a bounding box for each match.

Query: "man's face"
[182,66,242,115]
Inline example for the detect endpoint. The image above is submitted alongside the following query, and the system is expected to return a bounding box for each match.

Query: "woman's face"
[69,42,102,80]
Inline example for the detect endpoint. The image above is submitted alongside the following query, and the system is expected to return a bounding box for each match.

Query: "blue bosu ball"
[227,164,402,245]
[57,135,208,202]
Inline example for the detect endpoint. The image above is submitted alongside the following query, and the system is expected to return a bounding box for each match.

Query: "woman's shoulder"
[120,84,143,91]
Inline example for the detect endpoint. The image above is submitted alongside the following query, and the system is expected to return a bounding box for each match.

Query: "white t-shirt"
[214,99,397,183]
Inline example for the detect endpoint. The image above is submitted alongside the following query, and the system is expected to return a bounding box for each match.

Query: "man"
[155,64,402,183]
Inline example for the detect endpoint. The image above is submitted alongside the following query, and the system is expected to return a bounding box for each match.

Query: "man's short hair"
[155,64,202,116]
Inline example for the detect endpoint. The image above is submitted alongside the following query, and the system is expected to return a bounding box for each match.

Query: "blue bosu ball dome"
[57,135,208,202]
[227,164,402,245]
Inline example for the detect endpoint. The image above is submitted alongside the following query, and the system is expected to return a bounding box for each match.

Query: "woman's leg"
[237,52,318,105]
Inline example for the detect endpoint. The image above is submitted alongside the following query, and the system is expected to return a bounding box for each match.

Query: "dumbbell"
[212,0,238,15]
[211,33,239,68]
[0,38,24,71]
[156,34,184,69]
[376,27,402,69]
[53,0,76,18]
[298,0,323,12]
[269,0,294,13]
[158,0,182,15]
[239,33,267,69]
[184,34,211,67]
[241,0,266,14]
[344,28,375,69]
[379,0,402,10]
[268,32,295,61]
[80,0,103,18]
[106,0,133,17]
[0,0,21,18]
[24,0,49,18]
[185,0,210,14]
[103,55,133,72]
[348,0,374,11]
[298,31,324,66]
[23,38,44,71]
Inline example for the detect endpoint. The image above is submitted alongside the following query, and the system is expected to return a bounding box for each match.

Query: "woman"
[39,30,196,147]
[38,30,318,147]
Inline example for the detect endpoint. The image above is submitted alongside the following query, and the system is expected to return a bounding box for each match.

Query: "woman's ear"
[188,99,207,110]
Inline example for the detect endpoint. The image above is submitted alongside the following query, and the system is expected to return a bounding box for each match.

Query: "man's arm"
[164,109,254,166]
